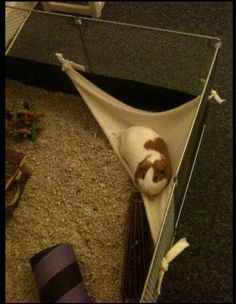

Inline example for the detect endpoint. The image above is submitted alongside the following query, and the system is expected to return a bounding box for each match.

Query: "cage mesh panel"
[173,64,216,225]
[5,7,30,49]
[142,194,175,303]
[7,9,89,68]
[140,56,218,302]
[79,18,216,95]
[7,9,217,95]
[173,104,208,222]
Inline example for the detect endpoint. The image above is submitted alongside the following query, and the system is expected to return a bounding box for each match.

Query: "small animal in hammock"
[119,125,172,199]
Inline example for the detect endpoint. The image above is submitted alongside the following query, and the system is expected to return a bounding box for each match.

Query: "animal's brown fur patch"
[134,154,172,189]
[144,140,155,150]
[144,137,169,159]
[153,156,172,184]
[134,157,152,185]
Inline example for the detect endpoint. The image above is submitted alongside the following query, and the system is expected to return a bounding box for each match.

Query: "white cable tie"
[208,89,226,104]
[156,237,190,296]
[69,61,86,72]
[55,53,69,71]
[62,60,70,72]
[200,80,225,104]
[55,53,85,72]
[55,52,64,64]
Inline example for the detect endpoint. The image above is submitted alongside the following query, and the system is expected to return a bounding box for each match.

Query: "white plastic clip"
[208,89,226,104]
[156,237,190,296]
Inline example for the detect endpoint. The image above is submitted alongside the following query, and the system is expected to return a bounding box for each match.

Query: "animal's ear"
[153,157,172,183]
[134,159,152,182]
[152,160,165,182]
[153,159,166,172]
[158,163,165,172]
[138,159,152,169]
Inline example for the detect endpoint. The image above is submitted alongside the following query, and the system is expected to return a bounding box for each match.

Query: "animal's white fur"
[138,167,168,195]
[119,126,162,175]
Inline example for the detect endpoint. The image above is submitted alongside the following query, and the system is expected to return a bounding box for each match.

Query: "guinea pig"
[119,125,172,199]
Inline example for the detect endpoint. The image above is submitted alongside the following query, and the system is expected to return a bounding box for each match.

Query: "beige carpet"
[5,79,136,303]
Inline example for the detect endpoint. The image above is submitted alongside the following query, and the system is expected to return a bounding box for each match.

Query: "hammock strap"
[156,237,190,296]
[55,53,86,72]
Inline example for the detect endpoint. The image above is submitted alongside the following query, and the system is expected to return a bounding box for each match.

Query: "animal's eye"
[153,175,158,182]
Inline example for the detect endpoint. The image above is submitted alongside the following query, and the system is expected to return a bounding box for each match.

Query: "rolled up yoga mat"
[30,243,92,303]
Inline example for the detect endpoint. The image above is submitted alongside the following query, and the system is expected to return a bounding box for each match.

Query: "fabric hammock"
[55,53,201,244]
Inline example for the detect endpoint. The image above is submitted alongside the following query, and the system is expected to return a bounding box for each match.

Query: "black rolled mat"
[30,243,92,303]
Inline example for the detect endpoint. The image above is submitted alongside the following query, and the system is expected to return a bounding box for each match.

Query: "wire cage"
[5,5,221,303]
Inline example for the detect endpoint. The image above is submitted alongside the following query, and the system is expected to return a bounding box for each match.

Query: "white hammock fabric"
[56,53,201,244]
